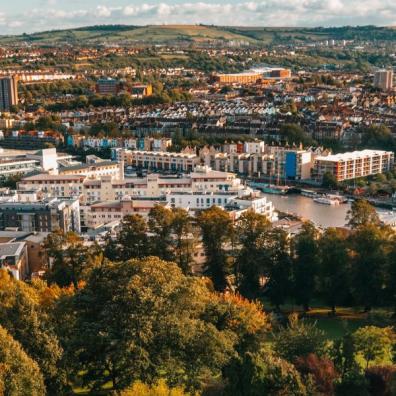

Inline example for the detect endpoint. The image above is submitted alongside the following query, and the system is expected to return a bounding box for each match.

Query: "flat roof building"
[313,149,394,182]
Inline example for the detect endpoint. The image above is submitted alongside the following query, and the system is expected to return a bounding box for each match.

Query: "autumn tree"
[0,270,66,394]
[295,353,338,395]
[0,325,46,396]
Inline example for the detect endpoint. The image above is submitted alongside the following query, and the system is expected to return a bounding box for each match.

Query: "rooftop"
[316,149,393,162]
[0,242,26,259]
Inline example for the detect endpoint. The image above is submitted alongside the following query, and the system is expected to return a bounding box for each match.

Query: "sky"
[1,0,396,35]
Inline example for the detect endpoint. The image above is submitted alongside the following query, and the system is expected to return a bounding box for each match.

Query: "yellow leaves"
[120,379,197,396]
[215,293,270,335]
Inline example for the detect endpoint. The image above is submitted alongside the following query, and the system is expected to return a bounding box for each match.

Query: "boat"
[248,181,289,195]
[261,184,290,195]
[327,194,348,204]
[300,189,318,198]
[313,196,340,205]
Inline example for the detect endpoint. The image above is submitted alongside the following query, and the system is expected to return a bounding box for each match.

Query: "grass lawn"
[262,297,395,340]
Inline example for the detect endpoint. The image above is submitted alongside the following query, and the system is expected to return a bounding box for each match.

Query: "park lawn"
[262,297,394,340]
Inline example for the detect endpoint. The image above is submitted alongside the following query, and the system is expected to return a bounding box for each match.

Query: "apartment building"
[0,75,18,111]
[59,160,121,178]
[123,150,199,172]
[166,190,276,221]
[215,72,262,84]
[85,198,167,229]
[313,150,394,182]
[19,174,86,198]
[96,78,120,95]
[374,70,394,92]
[0,198,80,233]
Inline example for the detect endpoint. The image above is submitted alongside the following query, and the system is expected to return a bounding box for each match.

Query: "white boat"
[313,196,340,205]
[301,189,318,198]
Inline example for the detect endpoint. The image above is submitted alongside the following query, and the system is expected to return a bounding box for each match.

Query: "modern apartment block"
[313,150,394,182]
[215,72,262,84]
[95,77,120,95]
[0,198,80,233]
[0,76,18,111]
[374,70,394,91]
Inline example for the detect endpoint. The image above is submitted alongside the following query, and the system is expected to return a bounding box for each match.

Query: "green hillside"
[1,24,395,45]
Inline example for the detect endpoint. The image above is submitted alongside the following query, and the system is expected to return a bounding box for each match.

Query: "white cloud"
[2,1,396,35]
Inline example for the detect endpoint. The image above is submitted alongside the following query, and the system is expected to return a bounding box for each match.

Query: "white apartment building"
[18,174,86,197]
[19,166,247,204]
[59,160,120,178]
[166,189,276,221]
[313,150,394,182]
[85,199,168,229]
[122,150,199,172]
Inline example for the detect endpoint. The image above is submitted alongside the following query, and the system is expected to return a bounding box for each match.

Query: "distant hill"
[1,24,396,45]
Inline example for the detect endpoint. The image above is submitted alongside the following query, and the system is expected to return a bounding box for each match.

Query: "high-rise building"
[0,76,18,111]
[95,78,121,95]
[374,70,394,91]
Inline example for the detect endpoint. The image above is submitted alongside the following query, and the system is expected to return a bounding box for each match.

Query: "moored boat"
[313,196,340,205]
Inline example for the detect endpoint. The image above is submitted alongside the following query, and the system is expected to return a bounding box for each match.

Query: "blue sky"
[1,0,396,34]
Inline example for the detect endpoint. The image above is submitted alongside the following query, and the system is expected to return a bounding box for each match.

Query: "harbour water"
[262,193,352,228]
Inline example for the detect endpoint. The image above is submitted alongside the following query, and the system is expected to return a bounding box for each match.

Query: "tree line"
[2,199,396,394]
[91,200,396,315]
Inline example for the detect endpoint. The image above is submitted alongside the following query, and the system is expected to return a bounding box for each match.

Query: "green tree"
[224,348,307,396]
[353,326,395,369]
[386,241,396,314]
[0,325,46,396]
[197,206,233,291]
[44,231,102,287]
[171,208,195,274]
[265,228,293,310]
[148,205,175,261]
[235,210,271,299]
[280,123,313,146]
[347,200,380,228]
[350,224,390,311]
[105,214,150,261]
[67,257,268,392]
[360,125,395,151]
[322,171,339,189]
[273,314,326,362]
[331,333,358,378]
[318,228,351,314]
[292,222,319,311]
